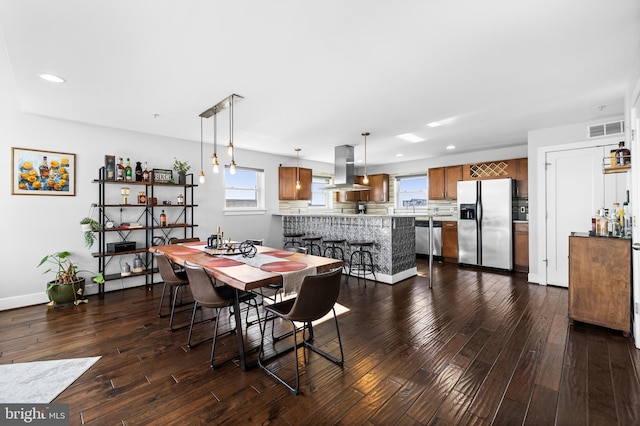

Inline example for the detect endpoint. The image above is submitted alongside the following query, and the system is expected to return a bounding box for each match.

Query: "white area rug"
[0,356,101,403]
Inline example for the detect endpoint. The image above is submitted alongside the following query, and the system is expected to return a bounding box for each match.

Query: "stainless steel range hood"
[321,145,370,192]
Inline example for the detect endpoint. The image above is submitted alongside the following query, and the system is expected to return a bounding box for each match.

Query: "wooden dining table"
[150,242,343,370]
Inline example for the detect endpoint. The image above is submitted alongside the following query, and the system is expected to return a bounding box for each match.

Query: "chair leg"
[258,318,301,394]
[187,301,199,348]
[157,282,168,317]
[210,308,221,368]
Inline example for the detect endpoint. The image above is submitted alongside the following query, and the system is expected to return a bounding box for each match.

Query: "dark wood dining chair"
[261,246,308,304]
[154,251,192,331]
[258,267,344,394]
[168,237,201,244]
[183,262,261,369]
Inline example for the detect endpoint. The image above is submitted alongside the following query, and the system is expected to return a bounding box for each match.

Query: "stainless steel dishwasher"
[415,220,442,258]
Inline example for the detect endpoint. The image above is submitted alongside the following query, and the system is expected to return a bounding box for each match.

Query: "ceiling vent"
[587,120,624,139]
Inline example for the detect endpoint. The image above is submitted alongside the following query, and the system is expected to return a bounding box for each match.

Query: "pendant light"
[229,95,236,175]
[199,117,205,184]
[211,112,219,174]
[295,148,301,190]
[362,132,370,184]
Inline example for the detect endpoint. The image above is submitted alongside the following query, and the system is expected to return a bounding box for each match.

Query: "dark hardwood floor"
[2,259,639,425]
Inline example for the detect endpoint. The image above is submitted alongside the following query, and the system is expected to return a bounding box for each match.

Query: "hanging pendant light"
[199,117,206,184]
[211,112,219,174]
[229,95,236,175]
[362,132,370,184]
[295,148,301,190]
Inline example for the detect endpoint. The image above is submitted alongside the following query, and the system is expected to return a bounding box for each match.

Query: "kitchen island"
[280,214,416,284]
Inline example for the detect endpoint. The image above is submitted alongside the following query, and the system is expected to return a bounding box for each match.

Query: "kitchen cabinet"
[336,174,388,202]
[568,234,630,335]
[513,222,529,272]
[429,166,462,200]
[441,221,458,262]
[279,167,312,200]
[513,158,528,197]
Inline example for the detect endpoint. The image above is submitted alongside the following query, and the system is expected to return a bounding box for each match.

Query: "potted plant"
[38,251,105,307]
[173,158,191,184]
[80,217,102,248]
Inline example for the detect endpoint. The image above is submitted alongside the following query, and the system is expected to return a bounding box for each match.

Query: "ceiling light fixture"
[199,117,205,184]
[211,112,219,174]
[361,132,370,184]
[199,94,243,176]
[397,133,425,143]
[228,95,236,175]
[446,145,456,150]
[39,73,65,83]
[295,148,302,190]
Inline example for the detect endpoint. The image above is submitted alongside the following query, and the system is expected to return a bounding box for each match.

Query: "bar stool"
[323,239,346,264]
[283,232,304,248]
[348,241,377,284]
[301,236,322,256]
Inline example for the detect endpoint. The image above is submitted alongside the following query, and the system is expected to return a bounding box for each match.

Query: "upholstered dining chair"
[183,262,261,369]
[154,251,191,331]
[258,267,344,394]
[168,237,201,245]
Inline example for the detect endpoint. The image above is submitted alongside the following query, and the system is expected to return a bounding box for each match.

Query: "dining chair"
[154,251,192,331]
[183,262,261,369]
[258,267,344,394]
[168,237,201,244]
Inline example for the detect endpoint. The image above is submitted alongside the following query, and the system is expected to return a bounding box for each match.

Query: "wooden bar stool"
[301,236,322,256]
[348,241,377,284]
[283,232,304,248]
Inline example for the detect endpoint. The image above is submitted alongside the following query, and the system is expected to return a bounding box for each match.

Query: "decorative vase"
[178,173,186,185]
[81,223,92,232]
[46,278,86,306]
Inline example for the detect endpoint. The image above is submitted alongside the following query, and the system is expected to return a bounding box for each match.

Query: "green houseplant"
[80,217,102,248]
[38,251,105,307]
[173,158,191,184]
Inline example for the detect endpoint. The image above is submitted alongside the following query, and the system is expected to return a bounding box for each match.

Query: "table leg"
[233,288,248,370]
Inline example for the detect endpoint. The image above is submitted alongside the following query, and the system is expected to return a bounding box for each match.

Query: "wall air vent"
[588,120,624,139]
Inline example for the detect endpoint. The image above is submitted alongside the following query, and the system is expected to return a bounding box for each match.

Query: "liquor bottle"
[142,162,150,182]
[125,158,133,181]
[135,161,143,181]
[160,210,167,227]
[106,156,115,180]
[116,157,125,181]
[39,156,50,179]
[616,141,631,166]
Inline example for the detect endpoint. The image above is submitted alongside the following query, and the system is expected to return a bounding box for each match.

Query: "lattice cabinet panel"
[468,161,510,179]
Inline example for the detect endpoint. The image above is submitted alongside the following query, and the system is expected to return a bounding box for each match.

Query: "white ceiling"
[1,0,639,165]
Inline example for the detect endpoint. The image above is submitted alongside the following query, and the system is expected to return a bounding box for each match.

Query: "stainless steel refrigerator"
[457,178,513,270]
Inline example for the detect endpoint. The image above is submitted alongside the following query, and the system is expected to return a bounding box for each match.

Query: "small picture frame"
[12,147,76,196]
[152,168,173,183]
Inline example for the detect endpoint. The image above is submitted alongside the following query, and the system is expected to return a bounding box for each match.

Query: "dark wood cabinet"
[279,167,312,200]
[568,234,631,334]
[429,166,462,200]
[514,158,528,197]
[513,222,529,272]
[442,221,458,261]
[336,174,388,202]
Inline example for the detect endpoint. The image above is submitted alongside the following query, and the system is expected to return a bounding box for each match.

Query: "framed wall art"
[11,147,76,196]
[152,168,173,183]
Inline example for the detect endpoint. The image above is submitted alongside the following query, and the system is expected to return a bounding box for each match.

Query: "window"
[309,175,332,208]
[224,167,265,212]
[395,175,428,210]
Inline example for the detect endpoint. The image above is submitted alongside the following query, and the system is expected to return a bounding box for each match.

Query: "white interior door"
[545,146,604,287]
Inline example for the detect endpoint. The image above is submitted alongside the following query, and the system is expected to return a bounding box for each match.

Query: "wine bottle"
[135,161,143,181]
[160,210,167,227]
[125,158,133,181]
[116,157,125,181]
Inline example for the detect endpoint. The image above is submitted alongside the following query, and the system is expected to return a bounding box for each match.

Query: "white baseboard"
[0,292,48,311]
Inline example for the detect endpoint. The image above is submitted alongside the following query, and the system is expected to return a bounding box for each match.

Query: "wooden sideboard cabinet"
[513,222,529,272]
[441,221,458,262]
[568,234,631,335]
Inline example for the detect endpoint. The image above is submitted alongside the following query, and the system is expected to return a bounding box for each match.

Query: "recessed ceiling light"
[39,73,65,83]
[396,153,404,157]
[427,117,457,127]
[446,145,456,150]
[396,133,425,143]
